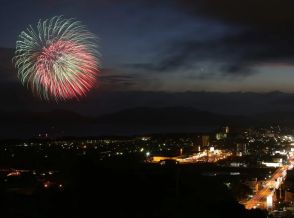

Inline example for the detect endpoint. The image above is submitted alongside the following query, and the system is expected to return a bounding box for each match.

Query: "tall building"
[216,126,229,140]
[224,126,229,134]
[194,135,210,148]
[202,135,210,147]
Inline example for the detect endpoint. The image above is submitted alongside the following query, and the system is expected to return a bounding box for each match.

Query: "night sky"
[2,0,294,92]
[1,0,294,117]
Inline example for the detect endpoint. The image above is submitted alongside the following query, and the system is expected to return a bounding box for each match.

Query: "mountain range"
[0,107,292,127]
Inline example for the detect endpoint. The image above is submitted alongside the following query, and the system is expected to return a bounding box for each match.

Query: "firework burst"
[14,16,100,101]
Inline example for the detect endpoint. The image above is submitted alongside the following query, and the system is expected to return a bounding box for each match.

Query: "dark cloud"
[134,31,294,77]
[173,0,294,75]
[124,32,264,77]
[179,0,294,29]
[99,74,137,89]
[98,69,138,90]
[128,0,294,77]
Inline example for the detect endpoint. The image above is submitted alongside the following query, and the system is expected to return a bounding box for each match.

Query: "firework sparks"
[14,16,100,101]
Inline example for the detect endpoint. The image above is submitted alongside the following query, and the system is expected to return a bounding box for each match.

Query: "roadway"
[178,149,232,164]
[244,166,288,210]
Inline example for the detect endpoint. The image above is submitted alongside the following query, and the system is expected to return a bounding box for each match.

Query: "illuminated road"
[149,149,232,164]
[178,149,232,164]
[244,166,288,210]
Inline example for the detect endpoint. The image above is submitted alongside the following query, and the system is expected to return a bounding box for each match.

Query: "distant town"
[1,126,294,217]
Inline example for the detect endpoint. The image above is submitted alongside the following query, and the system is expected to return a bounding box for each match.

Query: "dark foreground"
[0,153,268,218]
